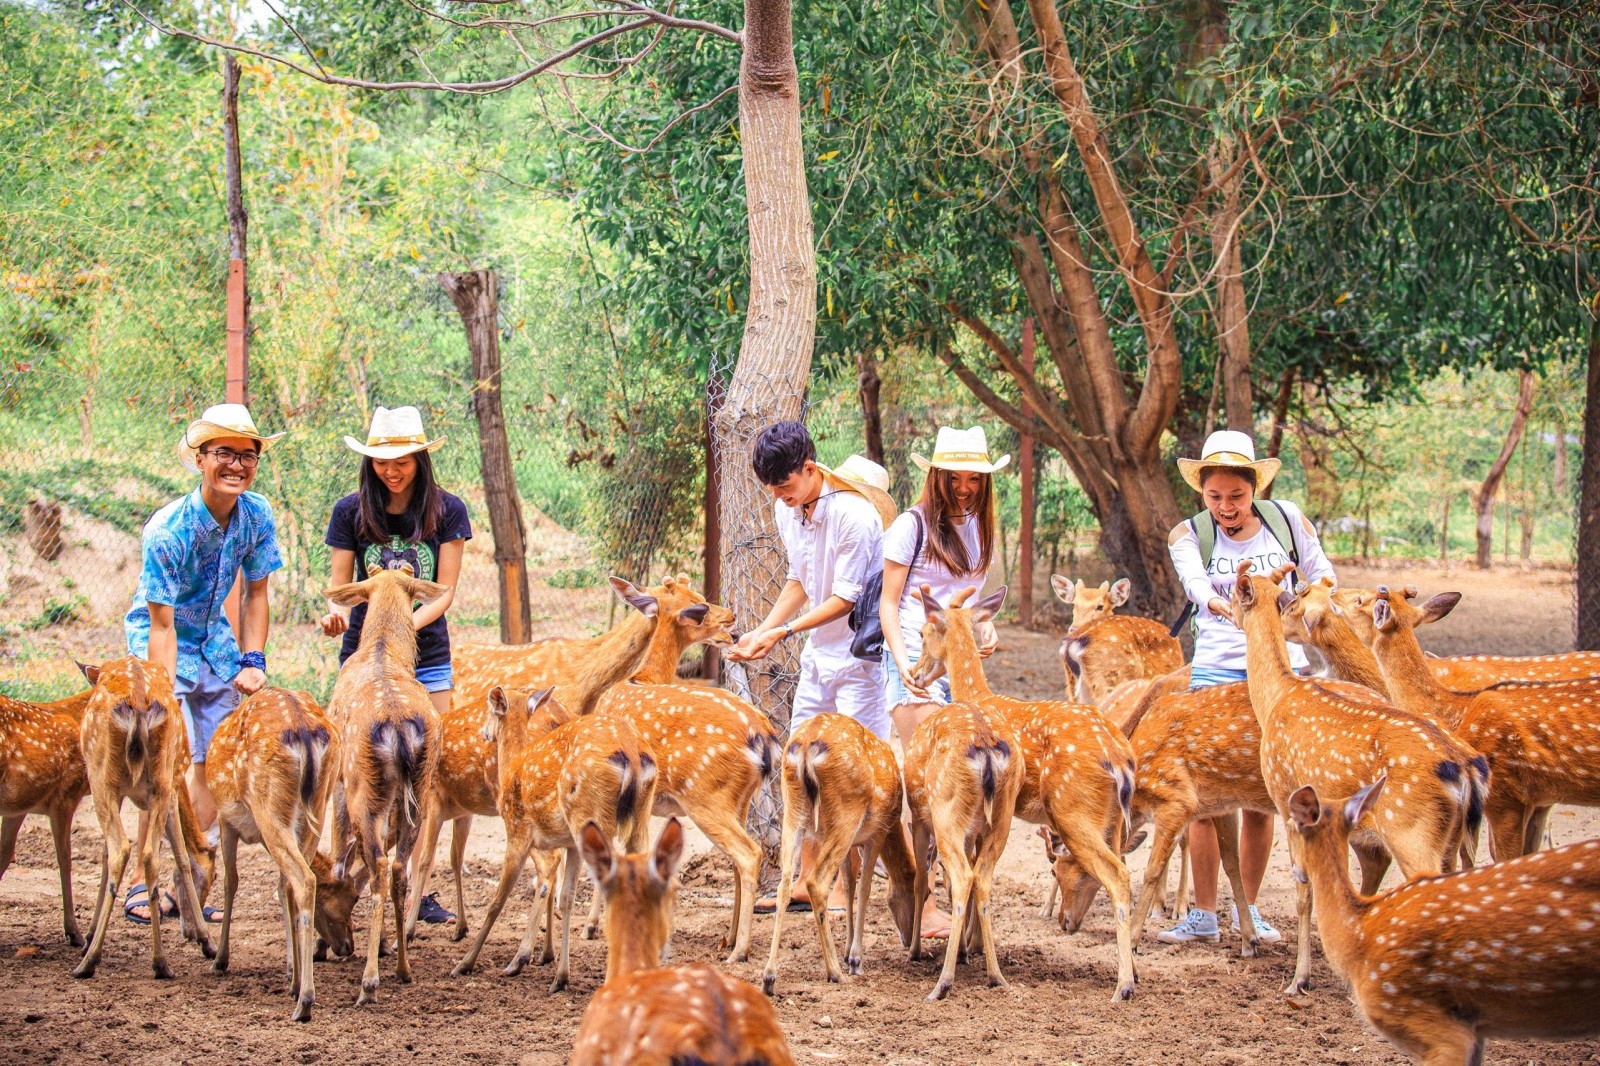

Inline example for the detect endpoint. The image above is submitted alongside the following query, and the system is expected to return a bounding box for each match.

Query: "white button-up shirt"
[772,488,882,669]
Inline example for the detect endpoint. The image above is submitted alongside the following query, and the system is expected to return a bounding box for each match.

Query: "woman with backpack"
[1157,430,1336,947]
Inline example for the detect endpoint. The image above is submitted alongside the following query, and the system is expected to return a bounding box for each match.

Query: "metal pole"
[1018,318,1036,629]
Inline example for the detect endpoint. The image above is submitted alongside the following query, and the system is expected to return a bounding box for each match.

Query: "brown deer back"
[207,687,339,841]
[597,683,777,811]
[1128,682,1275,827]
[569,963,796,1066]
[0,689,91,817]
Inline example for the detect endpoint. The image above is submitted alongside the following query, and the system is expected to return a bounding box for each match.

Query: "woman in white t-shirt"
[1158,430,1336,948]
[880,425,1007,745]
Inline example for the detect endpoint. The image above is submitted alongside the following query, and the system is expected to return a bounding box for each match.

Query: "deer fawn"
[452,655,659,991]
[1053,576,1184,706]
[0,685,93,946]
[1287,776,1600,1064]
[570,818,797,1066]
[1351,586,1599,862]
[902,695,1022,1002]
[72,657,215,979]
[761,712,916,994]
[323,565,447,1005]
[917,585,1138,999]
[1232,560,1483,995]
[205,686,358,1022]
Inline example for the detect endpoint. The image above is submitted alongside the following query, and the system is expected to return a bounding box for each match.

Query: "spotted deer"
[1232,560,1482,995]
[1053,576,1184,706]
[403,686,569,941]
[1287,776,1600,1064]
[917,585,1137,1000]
[451,663,658,992]
[205,686,356,1022]
[570,819,797,1066]
[1350,586,1600,862]
[1279,577,1389,693]
[902,695,1023,1002]
[0,685,93,946]
[72,657,215,979]
[760,712,916,994]
[323,565,447,1005]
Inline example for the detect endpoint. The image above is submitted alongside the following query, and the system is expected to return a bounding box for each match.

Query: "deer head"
[1286,775,1388,885]
[581,816,684,980]
[1052,576,1130,636]
[914,584,1007,689]
[312,842,370,959]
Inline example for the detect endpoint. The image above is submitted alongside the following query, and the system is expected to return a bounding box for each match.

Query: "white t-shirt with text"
[883,505,986,659]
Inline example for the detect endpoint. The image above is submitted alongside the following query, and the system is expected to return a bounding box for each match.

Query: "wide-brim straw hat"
[178,403,285,473]
[1176,429,1280,494]
[911,425,1011,475]
[817,454,897,530]
[343,405,447,460]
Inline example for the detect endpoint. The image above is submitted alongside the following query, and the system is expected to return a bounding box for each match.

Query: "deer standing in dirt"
[760,712,916,994]
[570,819,796,1066]
[916,585,1137,999]
[451,623,659,991]
[1053,576,1184,706]
[1287,776,1600,1064]
[206,686,364,1022]
[1349,585,1600,861]
[1232,560,1483,995]
[902,694,1022,1002]
[72,657,215,979]
[323,565,447,1004]
[0,685,93,946]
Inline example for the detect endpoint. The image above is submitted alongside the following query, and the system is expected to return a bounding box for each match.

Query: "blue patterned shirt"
[124,489,283,683]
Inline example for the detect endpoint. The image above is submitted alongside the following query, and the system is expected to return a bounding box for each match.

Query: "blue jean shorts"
[178,660,241,764]
[1189,666,1249,691]
[415,662,454,693]
[884,654,952,710]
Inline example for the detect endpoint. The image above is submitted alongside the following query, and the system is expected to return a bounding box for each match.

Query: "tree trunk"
[857,348,884,466]
[1208,137,1253,430]
[1260,367,1295,499]
[1581,318,1600,648]
[440,269,533,645]
[1554,416,1568,497]
[709,0,814,727]
[1520,506,1535,562]
[1440,496,1451,562]
[1474,370,1536,570]
[222,54,250,405]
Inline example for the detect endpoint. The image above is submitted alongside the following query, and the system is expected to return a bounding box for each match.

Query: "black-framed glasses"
[203,447,261,469]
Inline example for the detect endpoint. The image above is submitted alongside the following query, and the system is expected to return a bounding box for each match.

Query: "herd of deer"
[3,563,1600,1065]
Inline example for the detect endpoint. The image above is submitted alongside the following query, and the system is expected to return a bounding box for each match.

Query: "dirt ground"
[2,562,1597,1065]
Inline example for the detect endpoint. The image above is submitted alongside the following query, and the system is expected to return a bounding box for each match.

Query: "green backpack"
[1168,500,1301,637]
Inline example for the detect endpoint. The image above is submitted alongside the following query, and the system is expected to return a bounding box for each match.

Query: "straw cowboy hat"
[1176,429,1281,494]
[178,403,285,473]
[911,425,1011,475]
[817,453,897,530]
[343,406,447,460]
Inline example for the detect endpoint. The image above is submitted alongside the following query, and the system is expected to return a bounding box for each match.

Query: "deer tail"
[967,738,1012,827]
[610,750,641,844]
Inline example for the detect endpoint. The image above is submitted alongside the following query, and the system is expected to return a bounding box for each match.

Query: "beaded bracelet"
[238,650,267,672]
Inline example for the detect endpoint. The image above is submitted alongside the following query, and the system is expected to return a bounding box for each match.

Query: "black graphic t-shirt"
[325,492,472,669]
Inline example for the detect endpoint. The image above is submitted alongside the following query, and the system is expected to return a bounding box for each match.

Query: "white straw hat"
[177,403,285,473]
[816,454,896,529]
[911,426,1011,474]
[343,406,446,460]
[1176,430,1280,493]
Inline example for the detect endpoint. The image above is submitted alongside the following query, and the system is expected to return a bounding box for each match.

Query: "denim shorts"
[178,660,241,764]
[884,654,952,710]
[1189,666,1249,691]
[415,662,454,693]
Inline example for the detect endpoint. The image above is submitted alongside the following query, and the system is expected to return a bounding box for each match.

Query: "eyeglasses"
[203,447,261,469]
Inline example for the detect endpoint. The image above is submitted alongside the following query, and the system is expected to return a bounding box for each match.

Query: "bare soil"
[2,562,1597,1065]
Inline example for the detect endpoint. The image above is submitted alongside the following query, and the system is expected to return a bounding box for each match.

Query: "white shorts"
[790,651,890,740]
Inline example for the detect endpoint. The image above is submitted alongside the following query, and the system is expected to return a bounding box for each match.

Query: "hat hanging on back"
[1176,430,1280,494]
[911,425,1011,474]
[816,454,897,530]
[343,406,447,460]
[178,403,285,473]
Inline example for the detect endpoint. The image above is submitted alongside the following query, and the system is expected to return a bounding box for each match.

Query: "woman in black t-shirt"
[319,404,472,713]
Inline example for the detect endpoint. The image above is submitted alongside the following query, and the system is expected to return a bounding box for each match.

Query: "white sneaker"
[1156,908,1219,944]
[1232,903,1283,944]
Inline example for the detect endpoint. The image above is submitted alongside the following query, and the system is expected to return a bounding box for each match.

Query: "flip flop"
[754,895,814,915]
[123,884,179,925]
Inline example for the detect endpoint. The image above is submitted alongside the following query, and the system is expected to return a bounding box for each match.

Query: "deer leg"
[164,798,214,958]
[1524,806,1553,854]
[1060,824,1135,998]
[212,826,240,974]
[143,793,173,980]
[551,844,582,993]
[448,815,472,942]
[1283,828,1314,996]
[1352,841,1392,895]
[0,814,21,883]
[583,867,604,941]
[761,802,804,996]
[1172,827,1192,919]
[1132,809,1187,944]
[43,808,83,948]
[390,804,423,986]
[1486,799,1531,863]
[1213,812,1260,958]
[971,838,1008,991]
[404,795,442,942]
[927,816,973,1002]
[73,793,129,979]
[690,799,764,964]
[357,811,390,1005]
[452,825,532,978]
[807,824,853,985]
[256,813,317,1021]
[907,818,931,961]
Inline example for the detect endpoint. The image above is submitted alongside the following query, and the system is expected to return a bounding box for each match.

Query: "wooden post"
[1018,318,1036,629]
[440,270,532,645]
[223,55,249,406]
[701,389,723,682]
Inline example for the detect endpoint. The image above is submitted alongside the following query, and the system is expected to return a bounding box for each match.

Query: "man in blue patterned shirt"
[123,404,284,920]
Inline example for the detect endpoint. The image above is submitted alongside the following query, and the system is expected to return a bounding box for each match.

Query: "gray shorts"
[178,660,240,764]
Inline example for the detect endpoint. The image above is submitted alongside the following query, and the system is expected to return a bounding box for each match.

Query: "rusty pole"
[1018,318,1036,629]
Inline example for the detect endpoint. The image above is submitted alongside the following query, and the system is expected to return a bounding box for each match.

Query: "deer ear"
[610,576,660,617]
[677,603,711,626]
[488,686,510,718]
[77,661,100,684]
[1372,599,1396,633]
[1288,785,1322,829]
[676,572,691,586]
[1344,775,1387,828]
[1109,578,1131,607]
[918,583,944,624]
[1235,564,1256,606]
[652,817,685,884]
[1050,575,1071,602]
[1276,591,1295,615]
[1418,593,1461,625]
[579,822,615,884]
[334,839,359,881]
[973,585,1007,625]
[323,580,370,608]
[527,687,555,715]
